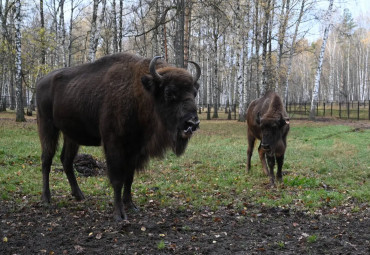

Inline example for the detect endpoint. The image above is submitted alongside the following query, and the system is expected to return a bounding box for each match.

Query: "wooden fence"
[198,100,370,121]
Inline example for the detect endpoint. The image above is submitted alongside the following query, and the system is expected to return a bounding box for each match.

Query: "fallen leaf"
[213,217,222,222]
[74,245,84,253]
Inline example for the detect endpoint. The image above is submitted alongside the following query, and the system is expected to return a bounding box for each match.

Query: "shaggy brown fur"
[36,53,200,220]
[246,91,290,186]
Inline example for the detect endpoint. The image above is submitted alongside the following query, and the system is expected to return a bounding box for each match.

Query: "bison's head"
[141,56,201,156]
[256,112,289,155]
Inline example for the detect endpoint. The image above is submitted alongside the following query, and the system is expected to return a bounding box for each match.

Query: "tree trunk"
[310,0,334,120]
[261,0,272,95]
[88,0,99,62]
[14,0,24,122]
[118,0,123,52]
[183,1,192,69]
[283,0,305,104]
[254,0,261,97]
[68,0,74,66]
[275,0,290,92]
[112,0,118,53]
[174,0,185,67]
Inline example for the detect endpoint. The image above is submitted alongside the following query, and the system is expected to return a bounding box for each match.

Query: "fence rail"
[197,100,370,121]
[1,96,369,121]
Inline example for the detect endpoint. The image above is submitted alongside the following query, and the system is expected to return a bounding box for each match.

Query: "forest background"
[0,0,369,121]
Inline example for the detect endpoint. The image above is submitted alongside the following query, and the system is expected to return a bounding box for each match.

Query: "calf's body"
[246,91,290,185]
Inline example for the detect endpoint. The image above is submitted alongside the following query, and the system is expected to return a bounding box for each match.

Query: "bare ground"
[1,196,369,254]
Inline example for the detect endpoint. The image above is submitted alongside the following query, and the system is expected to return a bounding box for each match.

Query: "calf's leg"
[60,136,84,200]
[276,155,284,182]
[246,132,255,172]
[258,143,269,176]
[266,155,276,186]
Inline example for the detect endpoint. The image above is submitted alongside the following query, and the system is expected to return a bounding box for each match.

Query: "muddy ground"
[1,197,369,254]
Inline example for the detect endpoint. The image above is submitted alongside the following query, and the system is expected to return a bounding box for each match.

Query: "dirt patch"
[1,198,369,254]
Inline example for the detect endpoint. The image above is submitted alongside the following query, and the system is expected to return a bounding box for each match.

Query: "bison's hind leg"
[60,136,84,201]
[38,118,60,204]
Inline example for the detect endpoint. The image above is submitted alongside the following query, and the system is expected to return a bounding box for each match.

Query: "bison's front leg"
[105,144,129,221]
[123,169,139,212]
[111,180,127,221]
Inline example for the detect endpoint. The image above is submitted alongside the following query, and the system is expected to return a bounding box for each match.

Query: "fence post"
[339,102,341,119]
[347,102,350,119]
[330,102,333,116]
[357,101,360,120]
[316,102,319,116]
[368,100,370,120]
[323,102,326,116]
[207,104,211,120]
[234,104,237,120]
[304,102,307,115]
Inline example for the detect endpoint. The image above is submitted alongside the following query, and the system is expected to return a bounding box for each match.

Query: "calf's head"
[141,56,201,155]
[256,112,289,154]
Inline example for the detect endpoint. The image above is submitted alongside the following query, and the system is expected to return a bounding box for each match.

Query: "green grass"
[0,113,369,214]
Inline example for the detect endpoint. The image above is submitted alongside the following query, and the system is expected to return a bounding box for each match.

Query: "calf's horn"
[149,56,163,81]
[187,61,201,83]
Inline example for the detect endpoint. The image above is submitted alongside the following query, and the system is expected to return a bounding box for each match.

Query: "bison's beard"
[173,130,190,156]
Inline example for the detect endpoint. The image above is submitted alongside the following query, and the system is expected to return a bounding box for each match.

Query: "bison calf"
[36,53,201,220]
[246,91,290,186]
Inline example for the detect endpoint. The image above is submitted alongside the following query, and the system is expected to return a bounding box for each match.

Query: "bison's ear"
[141,75,154,91]
[256,112,261,125]
[279,114,290,127]
[193,81,200,91]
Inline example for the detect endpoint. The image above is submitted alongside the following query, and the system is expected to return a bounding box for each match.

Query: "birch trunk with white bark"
[310,0,334,120]
[88,0,99,62]
[15,0,24,122]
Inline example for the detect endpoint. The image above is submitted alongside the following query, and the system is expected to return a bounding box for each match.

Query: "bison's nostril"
[261,143,270,150]
[184,119,200,134]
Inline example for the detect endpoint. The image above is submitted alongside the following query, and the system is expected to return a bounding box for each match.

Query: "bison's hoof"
[113,210,128,222]
[72,190,85,201]
[41,192,51,204]
[124,201,140,212]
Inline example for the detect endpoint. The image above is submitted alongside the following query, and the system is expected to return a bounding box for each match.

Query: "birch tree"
[283,0,306,104]
[14,0,24,122]
[309,0,334,120]
[87,0,99,62]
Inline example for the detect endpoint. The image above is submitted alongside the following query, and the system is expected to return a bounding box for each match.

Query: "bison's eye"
[164,87,177,102]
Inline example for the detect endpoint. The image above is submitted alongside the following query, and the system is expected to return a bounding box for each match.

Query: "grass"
[0,111,369,214]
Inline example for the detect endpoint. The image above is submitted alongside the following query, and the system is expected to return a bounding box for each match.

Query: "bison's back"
[36,53,149,146]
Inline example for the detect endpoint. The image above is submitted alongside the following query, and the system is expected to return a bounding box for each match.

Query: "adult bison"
[246,91,290,186]
[36,53,201,220]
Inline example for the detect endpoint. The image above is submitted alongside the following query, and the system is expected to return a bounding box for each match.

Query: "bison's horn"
[187,61,201,83]
[149,56,163,81]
